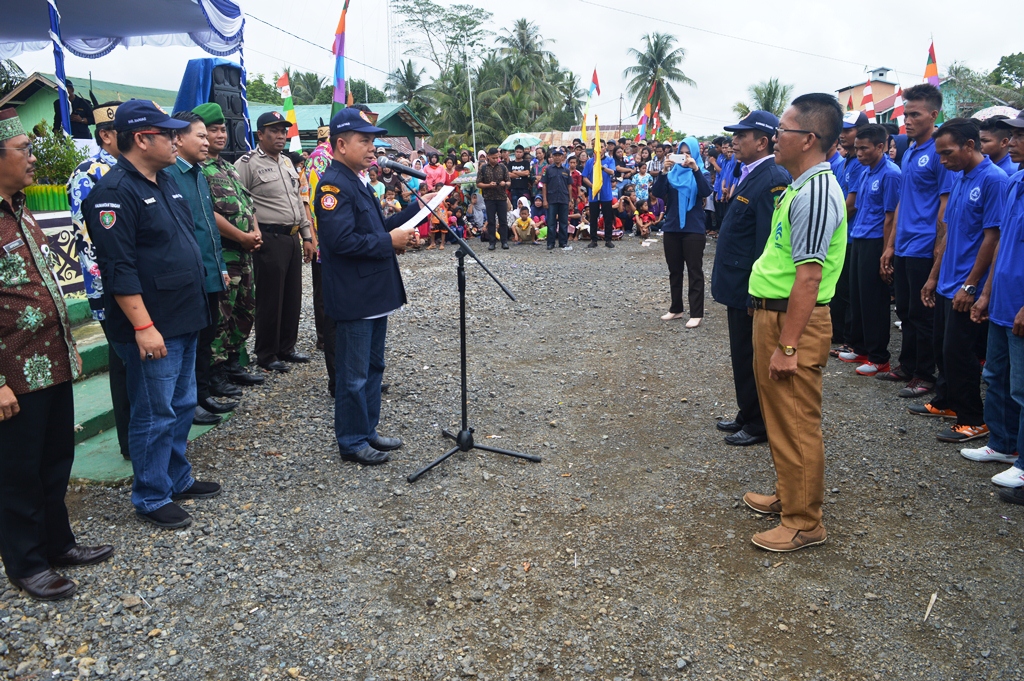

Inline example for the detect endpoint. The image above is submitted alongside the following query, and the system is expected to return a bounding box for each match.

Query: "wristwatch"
[302,237,313,243]
[777,343,797,356]
[961,284,977,296]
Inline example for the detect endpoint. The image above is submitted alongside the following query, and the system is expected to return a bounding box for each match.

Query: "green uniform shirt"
[749,161,847,303]
[201,156,256,264]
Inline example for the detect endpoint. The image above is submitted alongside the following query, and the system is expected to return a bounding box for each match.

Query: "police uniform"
[314,109,420,464]
[711,111,791,445]
[84,100,213,525]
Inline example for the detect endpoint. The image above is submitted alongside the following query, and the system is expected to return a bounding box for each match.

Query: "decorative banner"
[275,72,302,152]
[893,88,906,134]
[592,116,602,197]
[862,79,876,124]
[924,41,940,86]
[47,0,71,135]
[332,0,352,118]
[651,100,661,135]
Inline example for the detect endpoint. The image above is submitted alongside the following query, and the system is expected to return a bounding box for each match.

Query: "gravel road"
[2,236,1021,681]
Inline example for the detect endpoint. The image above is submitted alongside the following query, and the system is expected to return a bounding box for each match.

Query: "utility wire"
[244,13,391,76]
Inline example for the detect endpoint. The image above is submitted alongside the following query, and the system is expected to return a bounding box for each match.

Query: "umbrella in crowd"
[499,133,542,150]
[971,105,1021,120]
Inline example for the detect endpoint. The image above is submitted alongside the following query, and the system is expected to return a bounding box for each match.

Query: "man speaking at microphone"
[314,109,424,466]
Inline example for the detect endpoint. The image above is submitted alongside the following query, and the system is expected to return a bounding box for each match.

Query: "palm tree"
[622,33,695,120]
[497,19,554,64]
[749,78,793,117]
[386,59,431,119]
[732,101,751,119]
[0,59,25,99]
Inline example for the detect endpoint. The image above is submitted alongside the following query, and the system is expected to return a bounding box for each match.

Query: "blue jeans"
[546,202,569,247]
[334,317,387,455]
[114,332,198,513]
[983,322,1024,466]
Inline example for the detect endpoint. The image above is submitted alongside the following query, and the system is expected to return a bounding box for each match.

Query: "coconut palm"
[622,33,695,120]
[497,19,554,64]
[290,71,329,106]
[386,59,431,119]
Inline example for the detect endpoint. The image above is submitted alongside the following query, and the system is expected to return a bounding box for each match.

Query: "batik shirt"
[0,193,78,394]
[305,140,334,263]
[66,148,117,320]
[200,156,256,265]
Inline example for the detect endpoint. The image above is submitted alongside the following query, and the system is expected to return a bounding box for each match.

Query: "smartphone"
[669,153,687,164]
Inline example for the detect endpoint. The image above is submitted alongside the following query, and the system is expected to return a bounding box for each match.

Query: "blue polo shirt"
[718,157,736,200]
[583,156,615,202]
[994,153,1018,176]
[990,170,1024,328]
[828,150,844,180]
[713,153,727,195]
[850,157,901,239]
[840,155,867,199]
[937,157,1008,299]
[895,137,949,258]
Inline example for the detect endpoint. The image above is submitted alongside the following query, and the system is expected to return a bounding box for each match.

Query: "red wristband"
[134,321,154,332]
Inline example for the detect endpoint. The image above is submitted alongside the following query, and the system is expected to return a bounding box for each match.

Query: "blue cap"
[723,110,779,134]
[330,108,388,136]
[114,99,190,132]
[842,110,870,129]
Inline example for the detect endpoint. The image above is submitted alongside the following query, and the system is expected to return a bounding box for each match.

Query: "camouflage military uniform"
[201,156,256,367]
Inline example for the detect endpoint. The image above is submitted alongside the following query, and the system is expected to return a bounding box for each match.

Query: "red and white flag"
[892,88,906,134]
[862,79,876,124]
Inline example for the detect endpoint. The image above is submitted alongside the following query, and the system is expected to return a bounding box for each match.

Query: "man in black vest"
[711,111,792,446]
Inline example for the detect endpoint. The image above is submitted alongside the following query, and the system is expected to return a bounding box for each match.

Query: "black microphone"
[379,157,427,181]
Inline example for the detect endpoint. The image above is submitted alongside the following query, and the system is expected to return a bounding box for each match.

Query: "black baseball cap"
[114,99,190,132]
[329,108,387,135]
[724,110,780,134]
[996,110,1024,129]
[257,110,292,129]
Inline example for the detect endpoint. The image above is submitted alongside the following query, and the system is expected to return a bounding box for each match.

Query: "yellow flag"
[592,116,602,198]
[581,111,588,143]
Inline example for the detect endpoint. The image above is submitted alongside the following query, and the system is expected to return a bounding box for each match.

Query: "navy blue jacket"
[314,160,421,321]
[84,156,209,343]
[711,157,792,309]
[651,168,712,233]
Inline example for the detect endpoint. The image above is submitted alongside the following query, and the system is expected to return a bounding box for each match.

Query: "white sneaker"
[838,350,866,362]
[562,245,572,251]
[992,466,1024,488]
[960,445,1017,463]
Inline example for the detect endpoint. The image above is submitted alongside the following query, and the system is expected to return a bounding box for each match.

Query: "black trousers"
[830,244,853,344]
[195,292,220,402]
[485,199,508,246]
[99,320,131,457]
[0,381,76,579]
[663,231,706,318]
[848,238,891,364]
[589,201,616,242]
[893,255,936,381]
[311,260,327,348]
[253,231,302,365]
[932,295,985,426]
[324,309,337,397]
[727,305,764,436]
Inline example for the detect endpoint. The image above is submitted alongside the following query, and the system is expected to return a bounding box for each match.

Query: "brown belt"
[750,297,827,312]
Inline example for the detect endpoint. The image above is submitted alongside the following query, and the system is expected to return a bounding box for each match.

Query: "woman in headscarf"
[651,136,713,328]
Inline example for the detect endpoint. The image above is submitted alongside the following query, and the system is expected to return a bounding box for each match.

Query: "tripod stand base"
[406,428,542,483]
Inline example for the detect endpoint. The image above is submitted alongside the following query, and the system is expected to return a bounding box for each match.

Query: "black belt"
[261,223,297,236]
[750,296,827,312]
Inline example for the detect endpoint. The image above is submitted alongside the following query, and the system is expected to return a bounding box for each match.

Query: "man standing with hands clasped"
[476,147,511,250]
[313,109,425,466]
[743,94,847,552]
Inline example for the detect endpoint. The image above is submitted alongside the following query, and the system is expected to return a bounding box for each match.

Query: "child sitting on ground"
[513,206,539,244]
[575,208,591,241]
[633,199,655,238]
[382,188,402,218]
[531,195,547,226]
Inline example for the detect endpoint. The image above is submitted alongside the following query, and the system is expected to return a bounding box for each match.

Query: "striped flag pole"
[276,72,302,152]
[893,88,906,134]
[862,79,876,124]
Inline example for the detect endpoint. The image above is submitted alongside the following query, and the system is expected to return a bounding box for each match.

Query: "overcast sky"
[11,0,1016,136]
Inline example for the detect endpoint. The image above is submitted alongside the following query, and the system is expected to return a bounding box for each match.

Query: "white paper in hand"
[398,185,456,231]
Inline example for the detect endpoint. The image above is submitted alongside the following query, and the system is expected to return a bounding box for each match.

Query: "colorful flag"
[592,116,603,198]
[652,101,661,136]
[862,79,876,124]
[846,95,854,111]
[275,72,302,152]
[893,88,906,135]
[332,0,352,118]
[924,41,940,86]
[590,68,601,97]
[582,67,600,142]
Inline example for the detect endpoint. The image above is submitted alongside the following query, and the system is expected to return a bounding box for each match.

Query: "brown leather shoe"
[50,544,115,568]
[743,492,782,514]
[751,524,827,552]
[9,569,77,601]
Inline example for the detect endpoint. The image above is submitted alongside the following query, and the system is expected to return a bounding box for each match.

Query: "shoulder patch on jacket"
[320,184,340,194]
[320,194,338,211]
[735,195,749,205]
[237,152,255,164]
[771,185,788,193]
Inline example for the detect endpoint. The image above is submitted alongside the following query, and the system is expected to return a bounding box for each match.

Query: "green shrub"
[30,127,88,185]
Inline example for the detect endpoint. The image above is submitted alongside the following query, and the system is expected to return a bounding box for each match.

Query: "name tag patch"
[143,197,157,205]
[321,184,340,194]
[3,238,25,253]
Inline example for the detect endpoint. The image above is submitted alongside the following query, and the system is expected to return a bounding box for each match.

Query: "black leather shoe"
[9,569,76,601]
[279,352,310,363]
[260,360,291,373]
[50,544,115,568]
[488,244,496,251]
[369,435,403,451]
[605,241,615,248]
[999,486,1024,506]
[381,383,390,395]
[547,244,555,250]
[340,445,390,466]
[137,502,192,528]
[724,429,768,446]
[716,419,743,433]
[172,480,222,500]
[588,241,599,248]
[193,406,222,426]
[210,373,243,397]
[501,243,509,250]
[223,363,265,386]
[199,396,238,414]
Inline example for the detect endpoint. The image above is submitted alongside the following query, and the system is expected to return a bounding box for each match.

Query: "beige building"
[837,67,898,109]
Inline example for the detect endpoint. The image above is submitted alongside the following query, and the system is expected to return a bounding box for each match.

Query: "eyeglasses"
[6,144,33,155]
[776,127,821,139]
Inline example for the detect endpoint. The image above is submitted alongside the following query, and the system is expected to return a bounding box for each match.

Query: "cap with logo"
[113,99,190,132]
[551,146,565,155]
[93,103,121,127]
[256,110,293,130]
[995,110,1024,129]
[329,108,387,136]
[842,110,870,129]
[192,102,225,127]
[723,110,780,134]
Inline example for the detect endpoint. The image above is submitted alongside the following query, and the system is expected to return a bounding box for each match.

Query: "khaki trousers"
[752,306,832,530]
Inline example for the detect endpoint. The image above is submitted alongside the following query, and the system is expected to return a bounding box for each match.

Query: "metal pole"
[618,93,623,129]
[467,58,477,158]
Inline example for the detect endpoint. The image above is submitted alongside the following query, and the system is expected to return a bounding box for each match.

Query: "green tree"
[989,53,1024,90]
[386,59,432,119]
[622,33,696,121]
[393,0,492,73]
[245,73,279,104]
[943,61,1022,115]
[0,59,25,99]
[289,71,329,105]
[348,79,386,104]
[732,78,794,118]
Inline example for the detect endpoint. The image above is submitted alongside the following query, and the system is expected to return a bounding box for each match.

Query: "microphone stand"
[394,175,541,483]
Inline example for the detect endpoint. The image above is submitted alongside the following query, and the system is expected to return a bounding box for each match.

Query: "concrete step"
[73,321,109,377]
[72,412,233,484]
[66,297,93,328]
[73,373,115,444]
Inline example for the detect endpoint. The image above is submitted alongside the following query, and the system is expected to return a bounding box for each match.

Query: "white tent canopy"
[0,0,244,60]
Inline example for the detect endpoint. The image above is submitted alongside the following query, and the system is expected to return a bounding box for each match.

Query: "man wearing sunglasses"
[86,100,221,530]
